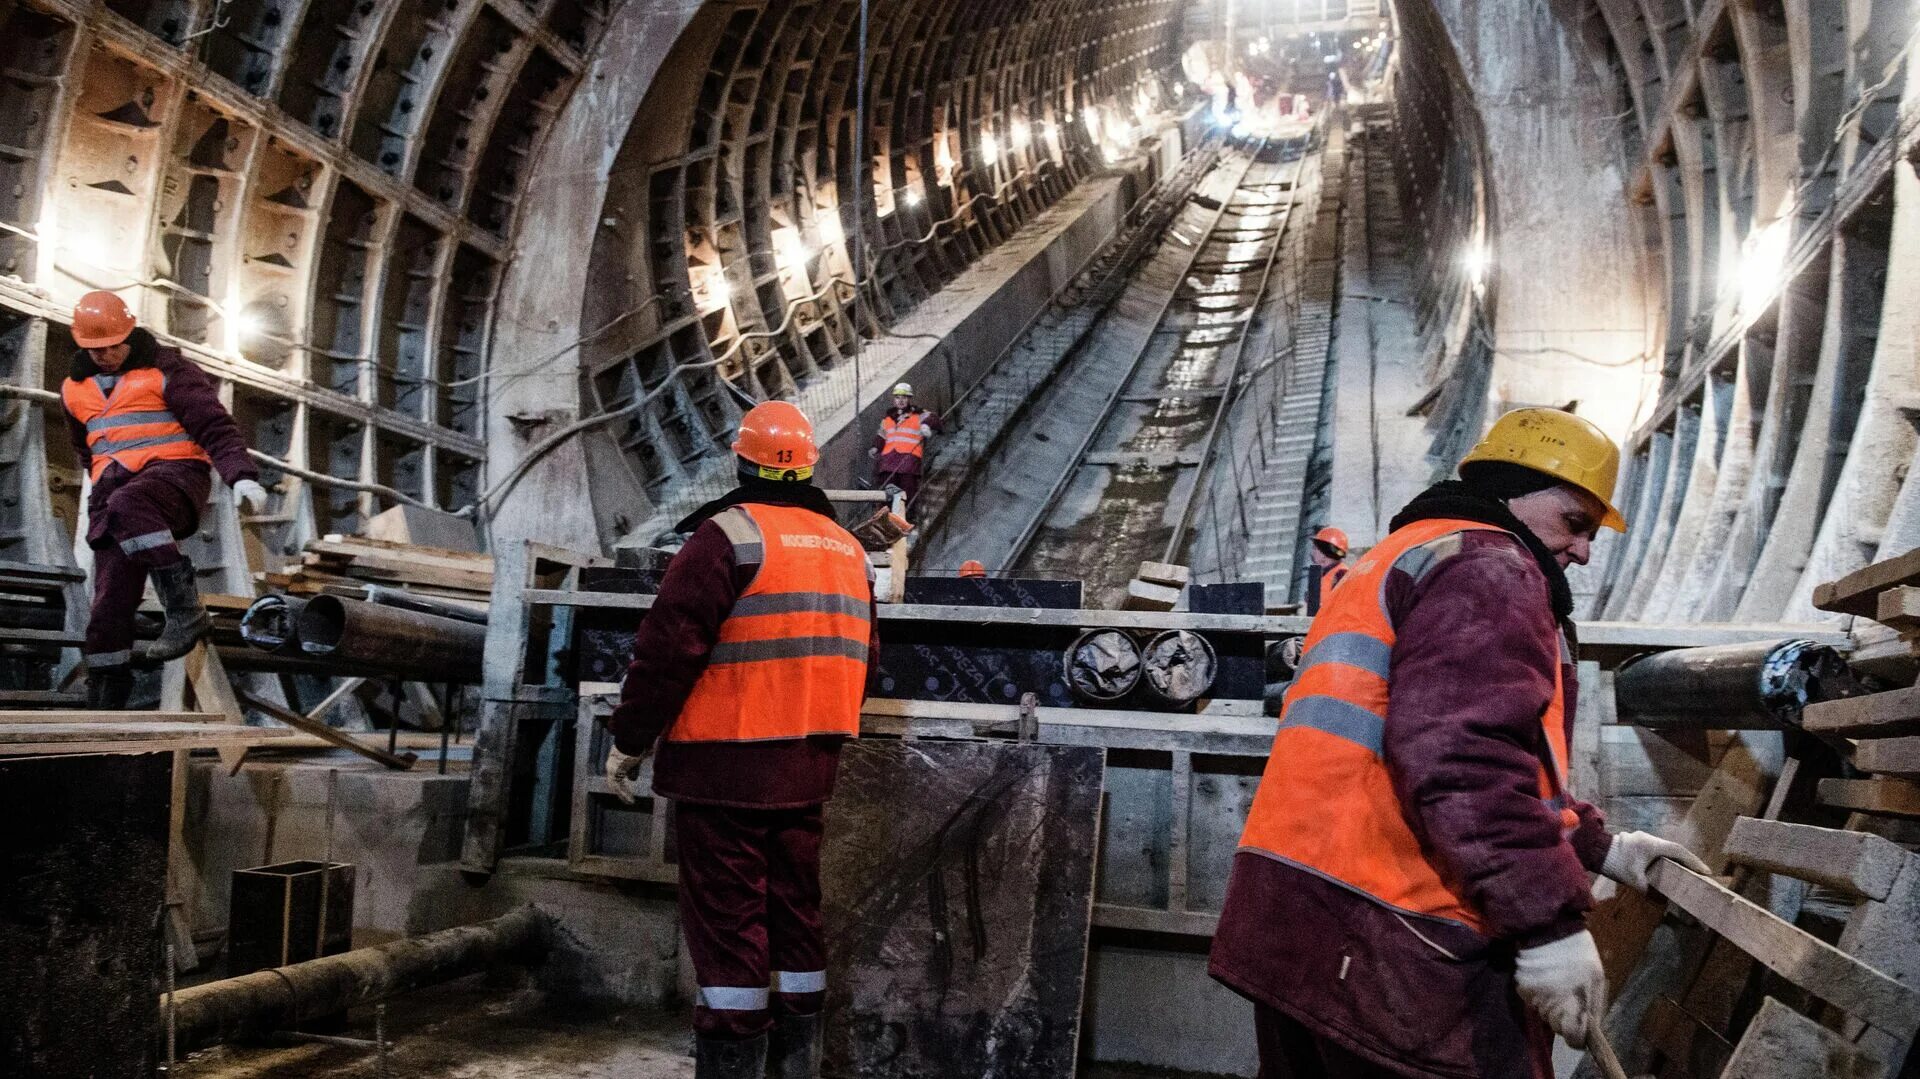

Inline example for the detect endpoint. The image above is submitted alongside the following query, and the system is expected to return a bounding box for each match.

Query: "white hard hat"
[892,382,913,396]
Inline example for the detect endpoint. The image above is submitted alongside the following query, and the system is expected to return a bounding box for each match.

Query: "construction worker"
[868,382,942,511]
[604,400,877,1079]
[1210,408,1709,1078]
[1306,525,1348,613]
[957,559,987,578]
[61,291,268,708]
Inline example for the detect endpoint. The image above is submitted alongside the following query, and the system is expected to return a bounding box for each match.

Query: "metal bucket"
[1140,630,1218,708]
[1063,629,1142,702]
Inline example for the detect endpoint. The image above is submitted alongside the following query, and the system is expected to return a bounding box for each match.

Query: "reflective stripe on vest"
[60,367,211,481]
[881,412,928,458]
[1237,518,1576,934]
[671,503,874,743]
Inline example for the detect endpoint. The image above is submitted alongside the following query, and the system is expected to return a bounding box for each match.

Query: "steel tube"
[360,584,489,626]
[168,907,551,1052]
[296,595,486,683]
[1613,638,1851,730]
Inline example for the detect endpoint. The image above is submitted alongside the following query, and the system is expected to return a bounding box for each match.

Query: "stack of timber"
[258,535,493,610]
[0,560,84,707]
[1584,550,1920,1079]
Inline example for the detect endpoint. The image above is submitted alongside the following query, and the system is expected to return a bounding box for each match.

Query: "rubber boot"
[767,1013,822,1079]
[140,560,210,664]
[86,665,134,711]
[694,1032,767,1079]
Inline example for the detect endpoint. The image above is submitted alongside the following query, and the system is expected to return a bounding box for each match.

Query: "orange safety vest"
[672,503,874,743]
[1239,517,1577,933]
[1324,563,1349,592]
[61,367,212,482]
[880,411,930,459]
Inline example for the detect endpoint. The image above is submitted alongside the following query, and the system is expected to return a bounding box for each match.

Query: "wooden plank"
[0,710,217,725]
[233,690,417,771]
[1814,548,1920,618]
[1717,997,1887,1078]
[1820,778,1920,819]
[1803,688,1920,738]
[1647,859,1920,1036]
[1721,817,1908,901]
[524,588,654,609]
[0,723,290,756]
[0,626,84,646]
[184,644,251,773]
[1876,586,1920,632]
[1853,736,1920,780]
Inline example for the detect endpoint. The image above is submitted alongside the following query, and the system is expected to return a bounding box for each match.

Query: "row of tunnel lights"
[691,82,1176,312]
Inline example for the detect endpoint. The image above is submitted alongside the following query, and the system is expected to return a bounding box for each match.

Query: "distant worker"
[868,382,943,511]
[957,560,987,578]
[61,291,269,708]
[1211,408,1709,1078]
[605,400,877,1079]
[1306,525,1348,613]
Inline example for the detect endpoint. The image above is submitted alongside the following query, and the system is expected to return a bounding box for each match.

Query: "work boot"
[140,560,210,664]
[693,1032,767,1079]
[767,1013,822,1079]
[86,665,134,710]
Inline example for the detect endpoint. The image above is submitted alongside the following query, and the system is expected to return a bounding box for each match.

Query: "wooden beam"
[1814,549,1920,618]
[234,691,418,771]
[1819,778,1920,819]
[1721,817,1909,901]
[1852,737,1920,781]
[1803,688,1920,738]
[1876,586,1920,632]
[0,710,218,725]
[0,722,290,756]
[1647,860,1920,1036]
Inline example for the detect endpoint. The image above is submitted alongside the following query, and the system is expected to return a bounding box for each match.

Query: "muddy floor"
[174,978,1224,1077]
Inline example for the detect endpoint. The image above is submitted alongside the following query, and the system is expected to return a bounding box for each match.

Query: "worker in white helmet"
[868,381,943,513]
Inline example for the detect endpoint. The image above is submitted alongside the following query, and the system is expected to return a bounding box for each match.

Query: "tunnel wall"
[1573,0,1920,624]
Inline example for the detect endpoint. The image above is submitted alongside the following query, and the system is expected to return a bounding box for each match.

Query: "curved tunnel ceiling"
[577,0,1184,504]
[0,0,611,553]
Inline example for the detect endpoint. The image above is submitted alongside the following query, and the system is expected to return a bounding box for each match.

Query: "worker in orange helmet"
[957,559,987,578]
[1306,525,1349,614]
[1212,408,1710,1078]
[604,399,877,1079]
[60,291,270,708]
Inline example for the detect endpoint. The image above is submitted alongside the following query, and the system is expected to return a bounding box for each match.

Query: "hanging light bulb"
[980,131,1000,165]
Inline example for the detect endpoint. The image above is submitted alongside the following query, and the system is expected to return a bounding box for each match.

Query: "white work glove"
[232,478,271,513]
[605,744,649,805]
[1600,830,1711,893]
[868,446,879,458]
[1514,929,1606,1049]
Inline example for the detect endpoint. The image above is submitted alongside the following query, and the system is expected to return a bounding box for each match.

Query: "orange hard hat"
[958,560,987,578]
[732,400,819,478]
[72,290,136,349]
[1312,526,1349,557]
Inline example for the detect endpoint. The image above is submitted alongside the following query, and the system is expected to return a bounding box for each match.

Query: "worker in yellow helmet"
[1212,408,1707,1078]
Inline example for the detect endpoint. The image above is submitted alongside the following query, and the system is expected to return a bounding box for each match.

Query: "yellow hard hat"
[1459,407,1627,532]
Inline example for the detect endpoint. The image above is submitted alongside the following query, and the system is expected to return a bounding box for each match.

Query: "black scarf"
[674,478,839,534]
[69,327,157,380]
[1388,480,1576,624]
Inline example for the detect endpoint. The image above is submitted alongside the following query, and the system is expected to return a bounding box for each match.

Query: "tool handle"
[1586,1014,1631,1079]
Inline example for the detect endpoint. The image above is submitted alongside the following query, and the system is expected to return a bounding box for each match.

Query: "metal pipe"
[240,594,309,655]
[167,907,551,1052]
[296,595,486,683]
[1613,638,1852,730]
[359,584,488,626]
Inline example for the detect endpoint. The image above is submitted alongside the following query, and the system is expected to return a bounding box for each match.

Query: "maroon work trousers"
[873,466,922,513]
[83,461,209,668]
[674,801,828,1039]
